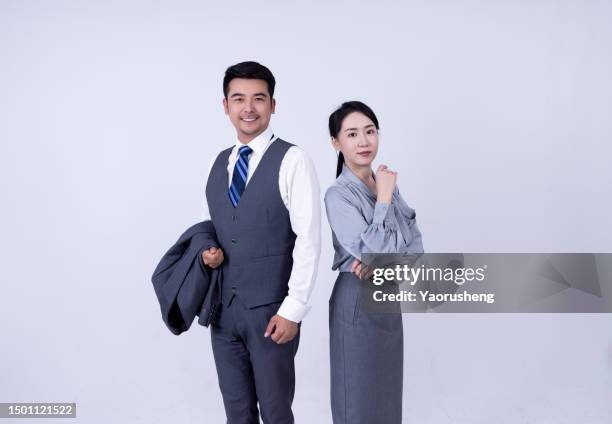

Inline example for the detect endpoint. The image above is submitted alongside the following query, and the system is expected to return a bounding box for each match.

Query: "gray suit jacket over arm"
[151,221,222,335]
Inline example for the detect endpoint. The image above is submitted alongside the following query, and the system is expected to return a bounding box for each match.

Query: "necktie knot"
[238,145,253,158]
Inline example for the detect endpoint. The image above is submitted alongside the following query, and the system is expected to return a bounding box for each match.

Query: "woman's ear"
[331,136,340,151]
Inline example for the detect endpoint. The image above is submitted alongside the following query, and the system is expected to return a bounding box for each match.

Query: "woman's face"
[332,111,379,169]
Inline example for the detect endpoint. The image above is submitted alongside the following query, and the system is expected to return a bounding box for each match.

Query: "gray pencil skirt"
[329,272,403,424]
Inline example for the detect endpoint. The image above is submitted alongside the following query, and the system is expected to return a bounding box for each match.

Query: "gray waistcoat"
[205,139,296,307]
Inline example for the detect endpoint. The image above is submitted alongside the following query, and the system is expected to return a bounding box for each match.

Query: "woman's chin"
[353,157,373,167]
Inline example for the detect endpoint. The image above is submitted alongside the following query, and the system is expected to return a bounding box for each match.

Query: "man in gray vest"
[199,61,321,423]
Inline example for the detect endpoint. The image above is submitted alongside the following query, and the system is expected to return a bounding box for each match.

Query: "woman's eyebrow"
[344,124,375,132]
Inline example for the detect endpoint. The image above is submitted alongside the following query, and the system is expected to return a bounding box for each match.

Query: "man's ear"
[271,98,276,114]
[222,97,229,115]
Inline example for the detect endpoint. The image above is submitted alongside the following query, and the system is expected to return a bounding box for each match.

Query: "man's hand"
[202,247,224,268]
[351,259,373,280]
[264,314,298,344]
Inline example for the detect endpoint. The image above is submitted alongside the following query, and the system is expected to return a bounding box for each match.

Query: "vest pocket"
[243,254,293,308]
[251,252,292,261]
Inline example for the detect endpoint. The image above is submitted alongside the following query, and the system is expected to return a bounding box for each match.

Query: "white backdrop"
[1,0,611,422]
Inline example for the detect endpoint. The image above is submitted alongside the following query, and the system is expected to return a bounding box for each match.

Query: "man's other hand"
[202,247,224,268]
[264,314,298,344]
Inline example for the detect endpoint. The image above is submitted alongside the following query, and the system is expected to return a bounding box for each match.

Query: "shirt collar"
[340,164,376,196]
[233,127,275,157]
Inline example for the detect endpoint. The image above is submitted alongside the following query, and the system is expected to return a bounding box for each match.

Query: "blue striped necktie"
[228,145,253,207]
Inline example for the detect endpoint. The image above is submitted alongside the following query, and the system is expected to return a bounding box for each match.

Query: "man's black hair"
[223,61,276,98]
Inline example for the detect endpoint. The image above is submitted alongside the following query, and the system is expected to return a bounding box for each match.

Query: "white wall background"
[1,0,611,422]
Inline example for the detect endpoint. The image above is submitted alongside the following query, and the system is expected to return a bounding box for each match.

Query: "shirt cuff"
[277,296,311,323]
[372,202,392,224]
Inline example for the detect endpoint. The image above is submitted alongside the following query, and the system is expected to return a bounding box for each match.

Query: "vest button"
[231,238,236,244]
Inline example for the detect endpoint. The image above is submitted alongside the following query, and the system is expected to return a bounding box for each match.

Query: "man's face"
[223,78,275,143]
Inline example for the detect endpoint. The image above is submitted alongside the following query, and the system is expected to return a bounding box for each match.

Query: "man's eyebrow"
[229,92,268,98]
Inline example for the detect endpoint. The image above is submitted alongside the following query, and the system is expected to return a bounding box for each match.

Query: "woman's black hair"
[328,101,380,178]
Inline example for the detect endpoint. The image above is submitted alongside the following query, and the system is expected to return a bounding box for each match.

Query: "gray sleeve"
[324,186,410,260]
[395,188,425,253]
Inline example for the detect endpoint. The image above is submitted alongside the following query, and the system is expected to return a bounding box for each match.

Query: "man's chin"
[239,126,265,137]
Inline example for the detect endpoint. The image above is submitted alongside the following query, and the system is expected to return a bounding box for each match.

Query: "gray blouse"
[324,164,424,271]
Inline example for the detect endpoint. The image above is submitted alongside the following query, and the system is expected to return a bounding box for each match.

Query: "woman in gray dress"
[324,101,424,424]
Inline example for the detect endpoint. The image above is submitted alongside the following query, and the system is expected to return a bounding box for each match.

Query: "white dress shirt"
[199,127,321,323]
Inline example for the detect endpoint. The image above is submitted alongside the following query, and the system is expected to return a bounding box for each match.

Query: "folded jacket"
[151,221,222,335]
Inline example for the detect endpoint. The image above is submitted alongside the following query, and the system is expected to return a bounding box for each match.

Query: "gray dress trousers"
[324,164,424,424]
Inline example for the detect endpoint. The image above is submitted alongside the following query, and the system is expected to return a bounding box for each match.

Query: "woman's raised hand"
[375,164,397,203]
